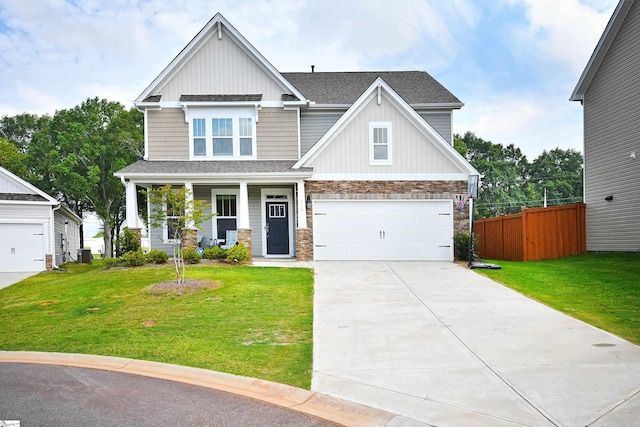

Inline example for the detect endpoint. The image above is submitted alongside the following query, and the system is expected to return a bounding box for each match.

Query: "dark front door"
[266,201,289,255]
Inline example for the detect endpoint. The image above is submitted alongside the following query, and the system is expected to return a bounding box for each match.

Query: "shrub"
[147,249,169,264]
[182,247,202,264]
[453,232,479,262]
[115,227,140,258]
[204,246,227,261]
[226,243,251,263]
[102,257,120,269]
[122,249,146,267]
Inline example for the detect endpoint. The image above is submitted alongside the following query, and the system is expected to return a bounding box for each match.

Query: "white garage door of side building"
[0,223,46,272]
[312,200,453,261]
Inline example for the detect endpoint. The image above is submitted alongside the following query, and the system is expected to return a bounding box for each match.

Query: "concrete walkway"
[311,261,640,426]
[0,271,38,290]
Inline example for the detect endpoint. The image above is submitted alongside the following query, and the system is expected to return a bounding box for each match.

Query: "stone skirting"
[237,228,252,259]
[128,228,142,247]
[46,254,53,271]
[295,228,312,261]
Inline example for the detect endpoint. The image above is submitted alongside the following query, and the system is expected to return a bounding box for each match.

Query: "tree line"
[455,132,583,218]
[0,99,583,256]
[0,98,143,258]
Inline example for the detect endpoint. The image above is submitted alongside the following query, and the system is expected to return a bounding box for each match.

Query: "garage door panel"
[313,200,453,261]
[0,223,46,272]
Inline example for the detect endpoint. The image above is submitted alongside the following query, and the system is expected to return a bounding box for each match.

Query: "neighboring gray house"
[0,166,82,272]
[115,13,479,261]
[571,0,640,252]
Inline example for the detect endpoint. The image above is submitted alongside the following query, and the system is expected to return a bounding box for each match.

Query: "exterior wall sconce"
[306,195,311,208]
[605,195,613,201]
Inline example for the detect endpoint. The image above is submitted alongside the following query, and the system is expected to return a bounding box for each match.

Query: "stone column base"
[46,254,53,271]
[296,228,312,261]
[182,228,198,249]
[128,228,142,247]
[237,229,252,259]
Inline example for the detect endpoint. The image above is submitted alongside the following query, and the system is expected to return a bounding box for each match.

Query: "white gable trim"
[135,13,307,104]
[293,77,479,176]
[571,0,635,101]
[0,166,58,205]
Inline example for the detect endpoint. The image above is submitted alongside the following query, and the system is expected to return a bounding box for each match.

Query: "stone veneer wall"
[295,228,312,261]
[302,180,471,258]
[237,228,252,259]
[182,228,198,249]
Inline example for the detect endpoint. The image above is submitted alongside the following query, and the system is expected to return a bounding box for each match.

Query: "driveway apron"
[311,261,640,426]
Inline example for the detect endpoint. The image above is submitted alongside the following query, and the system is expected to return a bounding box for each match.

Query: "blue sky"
[0,0,618,158]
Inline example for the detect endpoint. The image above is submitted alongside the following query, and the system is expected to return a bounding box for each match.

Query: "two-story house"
[115,13,479,261]
[570,0,640,252]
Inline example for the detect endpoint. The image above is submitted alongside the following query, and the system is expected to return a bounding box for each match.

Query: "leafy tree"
[0,137,30,178]
[0,113,50,153]
[145,185,214,284]
[456,131,530,217]
[525,148,583,206]
[27,98,143,256]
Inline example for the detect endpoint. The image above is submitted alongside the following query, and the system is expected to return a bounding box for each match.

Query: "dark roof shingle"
[116,160,311,175]
[281,71,461,105]
[0,193,48,202]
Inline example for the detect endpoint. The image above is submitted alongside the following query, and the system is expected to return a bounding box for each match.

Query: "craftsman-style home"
[115,13,479,261]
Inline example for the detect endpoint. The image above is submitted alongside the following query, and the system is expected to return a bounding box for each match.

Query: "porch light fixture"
[306,195,311,208]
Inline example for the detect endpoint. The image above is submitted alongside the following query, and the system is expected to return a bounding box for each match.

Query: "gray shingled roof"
[116,160,311,175]
[142,95,162,102]
[281,71,461,105]
[180,94,262,102]
[0,193,48,202]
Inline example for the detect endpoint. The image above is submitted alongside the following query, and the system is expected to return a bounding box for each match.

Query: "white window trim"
[211,189,240,244]
[163,199,181,244]
[369,122,392,166]
[188,107,257,160]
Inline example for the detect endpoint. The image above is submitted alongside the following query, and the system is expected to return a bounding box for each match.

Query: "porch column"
[237,181,252,257]
[184,182,194,229]
[296,180,307,228]
[238,182,250,229]
[125,180,139,229]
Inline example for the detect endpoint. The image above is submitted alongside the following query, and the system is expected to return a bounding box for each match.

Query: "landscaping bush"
[102,257,120,269]
[453,232,479,262]
[121,249,146,267]
[226,243,251,263]
[115,227,140,258]
[204,246,227,261]
[182,247,202,264]
[146,249,169,264]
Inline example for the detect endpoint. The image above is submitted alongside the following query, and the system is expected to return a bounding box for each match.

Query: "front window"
[189,108,256,159]
[165,196,184,242]
[213,192,237,242]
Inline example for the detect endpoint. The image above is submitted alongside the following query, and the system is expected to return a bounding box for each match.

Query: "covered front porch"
[116,160,313,260]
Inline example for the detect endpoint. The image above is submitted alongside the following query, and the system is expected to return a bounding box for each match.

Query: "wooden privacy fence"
[473,202,586,261]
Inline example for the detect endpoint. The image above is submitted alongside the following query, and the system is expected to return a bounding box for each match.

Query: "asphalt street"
[0,363,339,427]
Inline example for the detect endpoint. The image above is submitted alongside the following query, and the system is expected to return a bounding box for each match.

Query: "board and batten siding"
[256,108,299,160]
[583,0,640,251]
[307,92,462,174]
[147,109,189,160]
[154,27,287,103]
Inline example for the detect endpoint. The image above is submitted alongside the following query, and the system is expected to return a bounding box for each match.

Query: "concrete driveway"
[311,261,640,426]
[0,272,38,290]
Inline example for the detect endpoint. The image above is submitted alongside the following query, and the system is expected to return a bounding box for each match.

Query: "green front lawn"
[0,262,314,389]
[476,253,640,345]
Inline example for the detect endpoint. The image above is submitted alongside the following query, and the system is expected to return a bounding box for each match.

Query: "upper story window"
[189,107,256,160]
[369,122,392,165]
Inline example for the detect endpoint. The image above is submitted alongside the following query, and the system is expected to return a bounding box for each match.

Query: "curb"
[0,351,394,427]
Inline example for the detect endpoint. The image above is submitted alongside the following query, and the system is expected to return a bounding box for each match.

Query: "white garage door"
[313,200,453,261]
[0,223,46,272]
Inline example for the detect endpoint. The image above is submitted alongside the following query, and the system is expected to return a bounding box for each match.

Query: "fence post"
[521,207,528,262]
